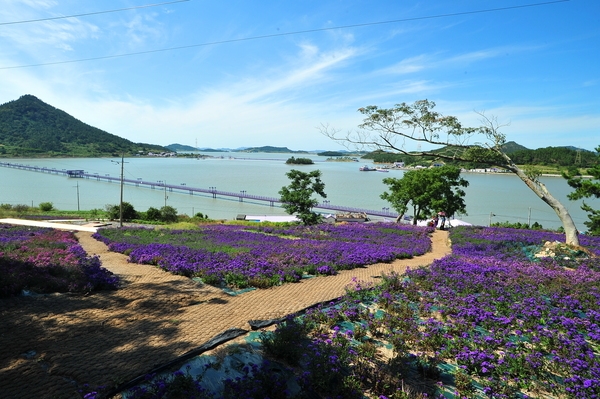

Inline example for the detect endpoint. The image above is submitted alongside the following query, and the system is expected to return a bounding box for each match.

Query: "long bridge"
[0,162,400,219]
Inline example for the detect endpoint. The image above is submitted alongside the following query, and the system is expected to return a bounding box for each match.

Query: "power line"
[0,0,190,26]
[0,0,569,70]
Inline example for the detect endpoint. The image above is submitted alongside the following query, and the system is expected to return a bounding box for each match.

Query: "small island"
[285,156,314,165]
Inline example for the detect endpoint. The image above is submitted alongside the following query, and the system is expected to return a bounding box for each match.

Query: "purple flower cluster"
[391,226,600,398]
[0,225,119,297]
[94,223,431,289]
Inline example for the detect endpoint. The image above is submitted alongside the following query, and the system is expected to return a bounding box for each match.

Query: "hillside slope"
[0,95,168,157]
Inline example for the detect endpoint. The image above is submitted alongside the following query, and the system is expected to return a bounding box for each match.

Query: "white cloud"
[31,42,361,149]
[382,55,430,74]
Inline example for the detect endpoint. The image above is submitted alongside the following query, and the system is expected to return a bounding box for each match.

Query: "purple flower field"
[93,223,432,289]
[0,225,119,297]
[117,226,600,399]
[396,227,600,398]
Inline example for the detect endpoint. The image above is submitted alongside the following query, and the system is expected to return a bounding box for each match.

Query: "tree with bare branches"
[321,99,581,246]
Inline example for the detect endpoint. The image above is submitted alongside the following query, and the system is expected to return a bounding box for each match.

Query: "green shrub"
[39,202,54,212]
[490,221,544,230]
[260,316,311,366]
[159,206,178,223]
[105,202,138,221]
[145,206,161,221]
[13,204,30,214]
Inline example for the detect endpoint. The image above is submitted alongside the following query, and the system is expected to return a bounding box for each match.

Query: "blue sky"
[1,0,598,151]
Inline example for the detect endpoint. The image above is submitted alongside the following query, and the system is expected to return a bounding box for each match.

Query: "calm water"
[0,153,597,232]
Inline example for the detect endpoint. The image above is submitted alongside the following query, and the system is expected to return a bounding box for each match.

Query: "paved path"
[0,218,102,232]
[0,229,450,399]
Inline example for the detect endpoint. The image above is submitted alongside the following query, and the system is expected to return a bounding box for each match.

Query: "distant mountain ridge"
[236,146,309,154]
[166,143,199,152]
[0,95,169,157]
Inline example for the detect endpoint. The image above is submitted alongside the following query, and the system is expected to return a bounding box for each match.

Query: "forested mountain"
[364,142,598,169]
[510,146,598,167]
[0,95,169,157]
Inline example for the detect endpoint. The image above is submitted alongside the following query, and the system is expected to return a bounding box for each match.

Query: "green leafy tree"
[145,207,161,221]
[279,169,327,225]
[105,202,137,221]
[564,145,600,235]
[381,166,468,224]
[159,206,178,223]
[39,202,54,212]
[322,99,581,245]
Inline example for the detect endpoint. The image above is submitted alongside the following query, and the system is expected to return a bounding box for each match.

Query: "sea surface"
[0,153,597,232]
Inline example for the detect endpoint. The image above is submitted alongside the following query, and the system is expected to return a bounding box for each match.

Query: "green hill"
[0,95,169,157]
[363,141,597,169]
[166,143,199,152]
[501,141,529,154]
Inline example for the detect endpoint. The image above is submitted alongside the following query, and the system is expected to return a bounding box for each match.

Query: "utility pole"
[75,181,80,211]
[164,181,168,207]
[111,154,127,228]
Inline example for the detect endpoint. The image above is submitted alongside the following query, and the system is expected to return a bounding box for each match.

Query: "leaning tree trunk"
[510,164,580,246]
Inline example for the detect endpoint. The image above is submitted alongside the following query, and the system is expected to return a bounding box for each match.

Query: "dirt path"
[0,229,450,399]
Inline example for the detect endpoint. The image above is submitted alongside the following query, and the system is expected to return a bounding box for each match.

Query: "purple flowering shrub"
[0,225,119,297]
[94,223,431,289]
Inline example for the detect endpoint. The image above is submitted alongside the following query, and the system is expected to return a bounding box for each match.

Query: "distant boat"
[359,165,376,171]
[376,168,389,172]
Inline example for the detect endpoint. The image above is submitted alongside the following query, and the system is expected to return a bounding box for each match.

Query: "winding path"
[0,229,450,399]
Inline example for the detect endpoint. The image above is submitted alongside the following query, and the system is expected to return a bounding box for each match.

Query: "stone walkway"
[0,229,450,399]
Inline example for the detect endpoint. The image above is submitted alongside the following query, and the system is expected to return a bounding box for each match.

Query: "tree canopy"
[279,169,327,225]
[105,202,137,222]
[564,145,600,235]
[381,166,468,224]
[321,99,581,245]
